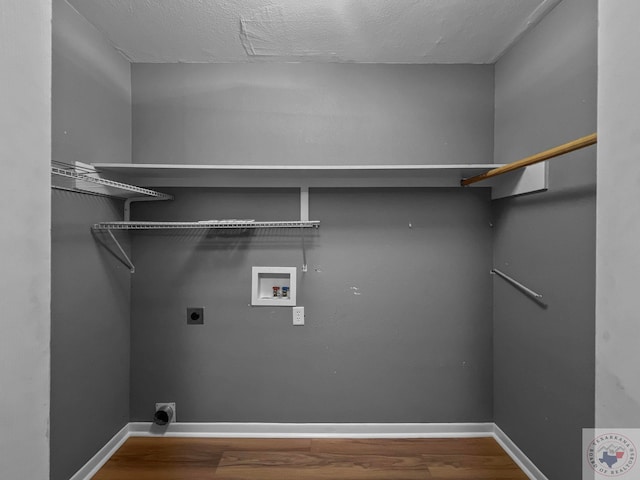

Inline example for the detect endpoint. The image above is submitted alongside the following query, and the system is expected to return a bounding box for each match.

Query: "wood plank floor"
[92,437,529,480]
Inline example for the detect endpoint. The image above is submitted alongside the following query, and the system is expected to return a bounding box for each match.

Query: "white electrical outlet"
[293,306,304,325]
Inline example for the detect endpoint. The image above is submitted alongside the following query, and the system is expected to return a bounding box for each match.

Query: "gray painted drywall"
[52,0,131,165]
[131,63,494,166]
[130,188,494,422]
[0,1,51,478]
[51,193,131,480]
[492,0,597,478]
[596,0,640,427]
[51,1,132,479]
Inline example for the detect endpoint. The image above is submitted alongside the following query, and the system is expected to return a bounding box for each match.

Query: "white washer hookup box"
[251,266,297,306]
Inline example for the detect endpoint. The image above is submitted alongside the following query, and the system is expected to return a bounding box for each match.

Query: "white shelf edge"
[91,163,506,189]
[93,163,503,171]
[90,163,546,198]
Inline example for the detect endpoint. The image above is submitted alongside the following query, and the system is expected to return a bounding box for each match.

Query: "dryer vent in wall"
[154,403,176,425]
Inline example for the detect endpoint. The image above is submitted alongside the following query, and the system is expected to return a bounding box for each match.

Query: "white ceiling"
[66,0,563,64]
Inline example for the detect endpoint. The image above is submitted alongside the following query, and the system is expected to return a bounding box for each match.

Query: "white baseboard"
[128,421,494,438]
[69,423,129,480]
[70,422,547,480]
[493,424,549,480]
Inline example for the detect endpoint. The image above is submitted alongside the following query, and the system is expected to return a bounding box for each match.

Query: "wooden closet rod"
[461,133,597,186]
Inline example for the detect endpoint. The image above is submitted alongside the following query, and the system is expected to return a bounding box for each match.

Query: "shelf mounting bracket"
[301,226,308,273]
[300,187,309,222]
[124,196,172,222]
[107,230,135,273]
[91,228,135,273]
[300,187,309,272]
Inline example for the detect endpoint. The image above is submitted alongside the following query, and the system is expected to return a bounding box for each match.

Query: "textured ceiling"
[65,0,563,63]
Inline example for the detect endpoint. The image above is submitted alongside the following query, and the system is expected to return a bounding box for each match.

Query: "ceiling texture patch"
[239,5,344,59]
[65,0,565,63]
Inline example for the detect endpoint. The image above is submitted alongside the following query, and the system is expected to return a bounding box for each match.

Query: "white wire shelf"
[92,220,321,231]
[92,220,320,273]
[52,161,173,200]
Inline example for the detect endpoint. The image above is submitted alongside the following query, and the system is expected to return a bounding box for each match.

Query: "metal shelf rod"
[461,133,597,186]
[491,268,543,300]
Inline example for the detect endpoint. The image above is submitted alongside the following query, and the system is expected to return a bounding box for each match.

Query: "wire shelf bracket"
[107,230,135,274]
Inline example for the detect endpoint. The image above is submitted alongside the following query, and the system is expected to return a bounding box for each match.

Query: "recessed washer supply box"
[251,266,297,306]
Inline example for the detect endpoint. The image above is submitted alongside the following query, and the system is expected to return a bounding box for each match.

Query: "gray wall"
[132,63,494,166]
[596,0,640,427]
[51,193,131,479]
[0,1,51,478]
[52,0,131,165]
[130,187,494,422]
[492,0,597,478]
[51,1,132,479]
[129,63,496,423]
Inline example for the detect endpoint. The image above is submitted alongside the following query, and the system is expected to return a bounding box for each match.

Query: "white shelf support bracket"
[301,226,308,273]
[300,187,309,222]
[124,196,172,222]
[300,187,310,272]
[104,229,135,273]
